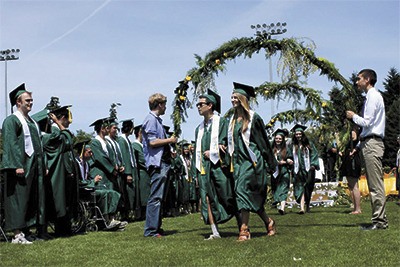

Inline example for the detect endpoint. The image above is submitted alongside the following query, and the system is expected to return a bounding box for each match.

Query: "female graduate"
[228,82,277,241]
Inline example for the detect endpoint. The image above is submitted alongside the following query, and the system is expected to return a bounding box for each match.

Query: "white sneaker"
[11,233,33,244]
[204,234,221,240]
[107,219,121,229]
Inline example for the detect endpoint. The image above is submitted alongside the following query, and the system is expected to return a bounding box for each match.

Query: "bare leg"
[237,210,250,241]
[348,177,361,214]
[205,196,220,239]
[299,193,305,213]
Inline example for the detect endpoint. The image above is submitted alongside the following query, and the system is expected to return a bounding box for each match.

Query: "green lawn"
[1,201,399,266]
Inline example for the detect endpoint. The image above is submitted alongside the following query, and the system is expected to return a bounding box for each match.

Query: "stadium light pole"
[0,49,20,117]
[250,22,287,117]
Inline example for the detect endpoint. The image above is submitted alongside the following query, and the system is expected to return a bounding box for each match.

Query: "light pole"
[250,22,287,117]
[0,48,20,117]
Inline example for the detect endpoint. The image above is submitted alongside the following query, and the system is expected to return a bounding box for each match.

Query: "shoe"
[154,233,163,238]
[118,221,128,228]
[237,227,250,242]
[204,234,221,240]
[158,228,165,235]
[298,210,305,215]
[11,233,33,244]
[361,224,388,230]
[278,209,286,215]
[267,218,276,236]
[107,219,121,229]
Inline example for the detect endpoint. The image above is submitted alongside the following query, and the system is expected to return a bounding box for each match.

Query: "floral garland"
[171,36,355,147]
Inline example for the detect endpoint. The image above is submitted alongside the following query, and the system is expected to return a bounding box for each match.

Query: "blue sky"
[1,0,399,141]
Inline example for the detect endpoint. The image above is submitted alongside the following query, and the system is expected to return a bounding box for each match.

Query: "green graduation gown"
[230,112,275,212]
[1,114,45,231]
[272,146,292,203]
[192,116,237,224]
[117,135,138,213]
[290,142,319,204]
[89,137,118,191]
[132,141,151,207]
[42,126,79,220]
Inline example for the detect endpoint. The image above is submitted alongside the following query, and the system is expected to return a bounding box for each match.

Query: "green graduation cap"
[31,109,51,133]
[273,128,289,137]
[133,124,142,136]
[178,140,190,148]
[89,117,110,128]
[233,82,256,99]
[120,118,134,129]
[199,89,221,114]
[291,124,307,133]
[74,138,92,157]
[9,83,30,107]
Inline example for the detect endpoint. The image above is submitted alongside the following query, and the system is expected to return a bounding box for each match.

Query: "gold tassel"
[201,165,205,175]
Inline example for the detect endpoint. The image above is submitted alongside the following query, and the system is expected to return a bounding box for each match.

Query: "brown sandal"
[237,227,251,241]
[267,218,276,236]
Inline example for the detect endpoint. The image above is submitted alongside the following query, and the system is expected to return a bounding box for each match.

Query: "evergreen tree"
[381,68,400,168]
[381,67,400,112]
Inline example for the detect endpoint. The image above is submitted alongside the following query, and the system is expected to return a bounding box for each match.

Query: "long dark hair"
[293,132,312,153]
[273,137,287,160]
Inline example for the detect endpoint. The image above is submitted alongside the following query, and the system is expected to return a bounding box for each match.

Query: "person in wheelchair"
[75,139,126,230]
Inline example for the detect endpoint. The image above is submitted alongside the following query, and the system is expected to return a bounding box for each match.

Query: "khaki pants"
[360,138,388,226]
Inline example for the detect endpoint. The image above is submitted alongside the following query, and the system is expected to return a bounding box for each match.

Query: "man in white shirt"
[346,69,388,230]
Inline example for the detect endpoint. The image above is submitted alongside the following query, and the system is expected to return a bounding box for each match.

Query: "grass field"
[1,201,399,266]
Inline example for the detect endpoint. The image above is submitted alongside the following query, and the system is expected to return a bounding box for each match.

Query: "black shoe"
[37,232,54,240]
[278,209,286,215]
[361,224,387,230]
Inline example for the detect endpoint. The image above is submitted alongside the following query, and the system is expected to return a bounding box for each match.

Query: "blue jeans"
[144,162,170,236]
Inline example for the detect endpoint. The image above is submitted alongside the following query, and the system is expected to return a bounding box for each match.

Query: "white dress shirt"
[353,87,385,138]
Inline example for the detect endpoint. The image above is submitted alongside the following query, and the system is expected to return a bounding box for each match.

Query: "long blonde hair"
[232,92,251,133]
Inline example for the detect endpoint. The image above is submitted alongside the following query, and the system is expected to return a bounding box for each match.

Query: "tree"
[381,68,400,168]
[381,67,400,112]
[383,98,400,168]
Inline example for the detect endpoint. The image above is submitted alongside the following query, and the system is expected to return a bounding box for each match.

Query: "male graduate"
[192,89,239,240]
[117,119,139,220]
[89,118,126,229]
[1,84,46,244]
[42,100,79,236]
[132,125,151,219]
[74,139,122,230]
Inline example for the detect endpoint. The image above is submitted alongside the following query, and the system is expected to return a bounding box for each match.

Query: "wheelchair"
[71,185,109,233]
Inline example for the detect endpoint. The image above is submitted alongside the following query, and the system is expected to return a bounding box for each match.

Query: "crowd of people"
[0,68,394,244]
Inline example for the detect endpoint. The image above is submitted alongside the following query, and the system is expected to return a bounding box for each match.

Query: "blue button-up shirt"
[142,111,166,168]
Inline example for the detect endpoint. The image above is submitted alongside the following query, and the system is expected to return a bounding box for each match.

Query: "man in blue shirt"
[142,93,177,237]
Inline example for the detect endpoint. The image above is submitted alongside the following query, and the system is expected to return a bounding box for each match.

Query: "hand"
[279,160,286,165]
[346,110,355,119]
[286,159,293,165]
[219,144,227,154]
[203,150,210,159]
[119,166,125,173]
[95,175,102,183]
[310,166,316,171]
[169,136,178,144]
[15,168,24,177]
[127,175,133,184]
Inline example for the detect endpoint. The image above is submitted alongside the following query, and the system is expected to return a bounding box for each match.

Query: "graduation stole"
[228,110,257,167]
[121,135,136,167]
[180,155,190,181]
[105,136,122,165]
[272,150,281,178]
[95,135,109,156]
[13,110,40,157]
[293,145,310,174]
[195,114,220,174]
